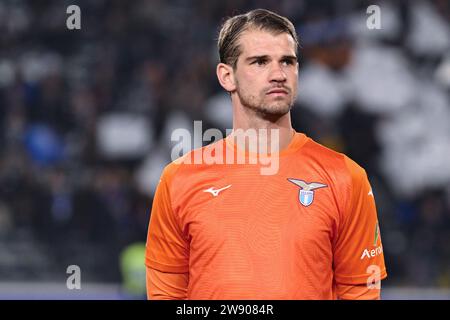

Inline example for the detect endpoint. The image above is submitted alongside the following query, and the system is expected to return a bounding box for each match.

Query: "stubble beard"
[235,85,295,119]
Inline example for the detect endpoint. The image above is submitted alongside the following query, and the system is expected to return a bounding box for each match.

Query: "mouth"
[266,88,289,96]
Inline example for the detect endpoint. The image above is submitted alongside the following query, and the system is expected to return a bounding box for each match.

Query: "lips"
[267,88,288,95]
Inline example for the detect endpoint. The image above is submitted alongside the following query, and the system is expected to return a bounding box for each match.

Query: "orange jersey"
[145,132,387,299]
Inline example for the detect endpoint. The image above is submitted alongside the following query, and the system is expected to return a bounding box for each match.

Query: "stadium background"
[0,0,449,299]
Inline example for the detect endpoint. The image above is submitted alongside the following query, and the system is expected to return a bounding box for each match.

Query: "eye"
[281,59,295,66]
[252,59,267,66]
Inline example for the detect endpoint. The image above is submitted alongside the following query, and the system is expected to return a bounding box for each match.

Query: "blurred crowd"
[0,0,449,288]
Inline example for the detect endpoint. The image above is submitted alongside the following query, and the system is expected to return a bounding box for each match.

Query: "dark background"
[0,0,449,298]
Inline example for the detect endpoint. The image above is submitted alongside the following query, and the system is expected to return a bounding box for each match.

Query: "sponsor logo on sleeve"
[360,222,383,260]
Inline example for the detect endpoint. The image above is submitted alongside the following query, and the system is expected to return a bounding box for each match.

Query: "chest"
[176,168,340,250]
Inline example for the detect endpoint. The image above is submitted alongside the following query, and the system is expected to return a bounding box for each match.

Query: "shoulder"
[301,137,367,182]
[302,137,346,162]
[160,138,225,185]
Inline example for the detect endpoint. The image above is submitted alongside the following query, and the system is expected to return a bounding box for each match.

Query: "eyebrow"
[245,55,298,62]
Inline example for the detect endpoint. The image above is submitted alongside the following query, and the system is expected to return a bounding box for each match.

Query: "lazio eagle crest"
[287,178,328,207]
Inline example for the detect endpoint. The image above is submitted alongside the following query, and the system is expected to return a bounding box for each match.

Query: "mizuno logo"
[203,184,232,197]
[287,178,328,207]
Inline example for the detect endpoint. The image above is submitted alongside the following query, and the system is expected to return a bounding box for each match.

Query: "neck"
[230,104,294,154]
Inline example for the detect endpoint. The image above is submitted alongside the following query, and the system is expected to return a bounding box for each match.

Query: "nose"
[269,63,287,83]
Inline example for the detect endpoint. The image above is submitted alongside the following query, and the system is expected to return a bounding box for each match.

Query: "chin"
[259,102,292,116]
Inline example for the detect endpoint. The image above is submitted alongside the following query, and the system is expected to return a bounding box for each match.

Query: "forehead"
[237,28,297,58]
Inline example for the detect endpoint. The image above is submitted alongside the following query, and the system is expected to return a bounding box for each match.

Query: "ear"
[216,63,236,92]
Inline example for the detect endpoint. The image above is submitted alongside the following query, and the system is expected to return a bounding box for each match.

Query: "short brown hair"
[217,9,299,69]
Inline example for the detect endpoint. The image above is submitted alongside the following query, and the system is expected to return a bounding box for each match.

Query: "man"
[145,9,387,299]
